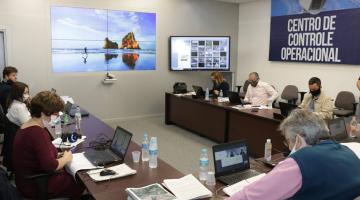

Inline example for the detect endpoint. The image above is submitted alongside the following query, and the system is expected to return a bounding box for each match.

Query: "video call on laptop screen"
[214,143,249,174]
[111,128,132,157]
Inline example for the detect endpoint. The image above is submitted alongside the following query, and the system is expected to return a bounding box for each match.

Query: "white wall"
[0,0,239,122]
[237,0,360,101]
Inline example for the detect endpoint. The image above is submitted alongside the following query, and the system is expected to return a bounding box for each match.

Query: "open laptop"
[228,91,243,105]
[213,140,261,185]
[192,85,205,98]
[328,117,348,141]
[84,126,133,166]
[64,101,90,117]
[279,102,298,117]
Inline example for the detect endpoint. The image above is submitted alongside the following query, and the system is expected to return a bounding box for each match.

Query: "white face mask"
[23,94,30,101]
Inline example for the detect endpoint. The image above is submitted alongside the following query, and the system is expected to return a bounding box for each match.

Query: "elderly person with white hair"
[227,109,360,200]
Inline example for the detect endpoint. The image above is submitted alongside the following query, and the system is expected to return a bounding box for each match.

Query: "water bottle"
[219,90,223,97]
[205,88,210,101]
[54,116,62,139]
[268,98,273,109]
[75,106,82,137]
[264,139,272,162]
[199,148,209,181]
[142,132,150,162]
[350,116,358,138]
[149,137,158,168]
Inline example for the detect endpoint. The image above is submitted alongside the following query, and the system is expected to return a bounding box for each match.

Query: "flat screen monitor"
[170,36,230,71]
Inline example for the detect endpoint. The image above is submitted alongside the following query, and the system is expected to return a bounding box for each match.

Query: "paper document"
[217,97,230,103]
[223,173,266,196]
[60,96,75,104]
[52,136,86,148]
[87,163,136,182]
[341,142,360,159]
[174,92,195,97]
[65,152,98,178]
[163,174,212,199]
[126,183,177,200]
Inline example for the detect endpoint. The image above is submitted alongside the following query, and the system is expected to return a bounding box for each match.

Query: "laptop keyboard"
[219,170,260,185]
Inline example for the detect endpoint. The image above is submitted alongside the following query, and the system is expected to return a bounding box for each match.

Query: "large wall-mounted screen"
[170,36,230,71]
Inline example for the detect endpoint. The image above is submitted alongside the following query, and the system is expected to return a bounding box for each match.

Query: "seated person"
[356,76,360,119]
[0,66,18,112]
[227,110,360,200]
[6,82,31,126]
[12,91,85,199]
[210,71,229,97]
[244,72,278,106]
[299,77,333,120]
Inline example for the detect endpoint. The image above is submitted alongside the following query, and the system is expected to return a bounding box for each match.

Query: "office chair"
[3,117,19,172]
[333,91,356,118]
[273,85,298,109]
[235,80,250,98]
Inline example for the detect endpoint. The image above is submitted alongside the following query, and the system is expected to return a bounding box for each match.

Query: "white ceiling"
[214,0,258,4]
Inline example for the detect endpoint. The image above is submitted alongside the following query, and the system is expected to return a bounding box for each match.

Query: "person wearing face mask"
[210,71,230,97]
[12,91,85,199]
[226,110,360,200]
[244,72,278,106]
[299,77,333,120]
[0,66,18,112]
[5,82,31,127]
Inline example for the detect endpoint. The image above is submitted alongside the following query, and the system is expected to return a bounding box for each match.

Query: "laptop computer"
[328,117,348,141]
[228,91,243,105]
[212,140,261,185]
[192,85,205,98]
[279,102,298,117]
[84,126,133,166]
[64,101,90,117]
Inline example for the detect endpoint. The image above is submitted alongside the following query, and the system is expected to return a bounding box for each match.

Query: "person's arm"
[357,77,360,91]
[298,93,309,109]
[264,83,279,102]
[226,158,302,200]
[244,87,251,103]
[56,151,73,171]
[314,97,334,120]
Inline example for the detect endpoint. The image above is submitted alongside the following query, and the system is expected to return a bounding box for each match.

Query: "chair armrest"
[298,91,307,102]
[25,172,59,200]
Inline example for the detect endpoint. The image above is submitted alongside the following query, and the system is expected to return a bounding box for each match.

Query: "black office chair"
[333,91,356,117]
[274,85,299,109]
[3,117,19,172]
[235,80,250,98]
[0,167,22,200]
[25,173,54,200]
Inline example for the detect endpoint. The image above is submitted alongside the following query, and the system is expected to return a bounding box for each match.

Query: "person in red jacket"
[12,91,85,199]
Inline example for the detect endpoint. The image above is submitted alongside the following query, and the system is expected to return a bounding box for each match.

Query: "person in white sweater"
[6,82,31,126]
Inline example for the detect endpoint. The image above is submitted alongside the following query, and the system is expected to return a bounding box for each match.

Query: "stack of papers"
[65,152,98,178]
[52,136,86,148]
[126,183,177,200]
[341,142,360,159]
[223,173,266,196]
[87,164,136,182]
[174,92,196,97]
[163,174,212,199]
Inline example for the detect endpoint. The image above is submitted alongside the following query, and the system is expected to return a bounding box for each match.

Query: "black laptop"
[64,102,89,117]
[279,102,298,117]
[213,140,261,185]
[328,117,348,141]
[228,91,242,105]
[192,85,205,98]
[84,126,133,166]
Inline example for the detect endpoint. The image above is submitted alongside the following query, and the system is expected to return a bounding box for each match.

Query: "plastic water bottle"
[268,98,273,109]
[54,116,62,138]
[205,88,210,101]
[264,139,272,162]
[219,90,223,97]
[149,137,158,168]
[199,148,209,181]
[350,116,358,138]
[142,133,150,162]
[75,106,82,137]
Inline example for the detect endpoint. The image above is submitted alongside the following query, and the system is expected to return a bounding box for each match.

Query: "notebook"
[87,164,136,182]
[223,173,266,196]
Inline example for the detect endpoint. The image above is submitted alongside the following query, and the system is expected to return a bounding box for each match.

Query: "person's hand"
[62,150,73,163]
[214,90,219,95]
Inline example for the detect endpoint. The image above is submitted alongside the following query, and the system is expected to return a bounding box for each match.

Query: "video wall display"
[170,36,230,71]
[51,6,156,72]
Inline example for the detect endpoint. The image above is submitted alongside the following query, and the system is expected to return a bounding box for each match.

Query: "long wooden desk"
[165,93,288,158]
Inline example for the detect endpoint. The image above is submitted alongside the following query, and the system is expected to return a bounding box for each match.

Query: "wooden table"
[165,93,287,158]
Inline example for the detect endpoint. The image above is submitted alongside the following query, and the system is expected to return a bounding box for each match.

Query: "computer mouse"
[99,169,116,176]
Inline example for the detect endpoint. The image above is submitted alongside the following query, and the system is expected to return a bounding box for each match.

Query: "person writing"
[299,77,333,120]
[12,91,85,199]
[244,72,278,106]
[6,82,31,126]
[227,109,360,200]
[210,71,229,97]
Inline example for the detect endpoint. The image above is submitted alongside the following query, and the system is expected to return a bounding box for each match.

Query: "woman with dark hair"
[6,82,31,126]
[12,91,85,199]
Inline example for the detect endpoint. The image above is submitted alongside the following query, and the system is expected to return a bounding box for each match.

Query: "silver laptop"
[212,140,260,185]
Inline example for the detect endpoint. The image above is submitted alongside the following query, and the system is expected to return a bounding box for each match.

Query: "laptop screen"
[110,127,133,158]
[213,140,250,177]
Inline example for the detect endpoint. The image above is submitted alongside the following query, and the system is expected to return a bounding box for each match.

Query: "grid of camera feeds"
[190,39,228,69]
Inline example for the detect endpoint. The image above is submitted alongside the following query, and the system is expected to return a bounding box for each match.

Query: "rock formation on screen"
[120,32,140,49]
[103,37,119,49]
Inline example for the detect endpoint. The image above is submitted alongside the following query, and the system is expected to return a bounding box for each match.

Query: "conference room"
[1,0,360,199]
